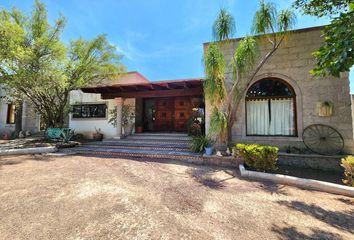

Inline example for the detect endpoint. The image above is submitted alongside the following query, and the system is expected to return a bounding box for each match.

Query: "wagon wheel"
[302,124,344,155]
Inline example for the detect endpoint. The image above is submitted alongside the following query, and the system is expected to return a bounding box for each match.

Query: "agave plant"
[60,129,75,143]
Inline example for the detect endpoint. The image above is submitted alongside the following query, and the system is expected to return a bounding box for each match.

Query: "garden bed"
[244,164,344,186]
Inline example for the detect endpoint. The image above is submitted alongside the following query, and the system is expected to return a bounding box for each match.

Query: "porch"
[81,78,204,138]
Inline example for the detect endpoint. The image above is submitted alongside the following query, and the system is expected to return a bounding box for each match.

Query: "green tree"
[0,0,125,129]
[204,1,296,147]
[294,0,354,77]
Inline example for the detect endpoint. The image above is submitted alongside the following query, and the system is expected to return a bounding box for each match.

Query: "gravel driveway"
[0,154,353,240]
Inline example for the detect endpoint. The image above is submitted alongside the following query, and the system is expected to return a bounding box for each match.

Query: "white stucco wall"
[69,90,135,139]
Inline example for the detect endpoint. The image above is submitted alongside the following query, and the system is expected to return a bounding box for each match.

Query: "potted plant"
[93,127,103,141]
[204,140,214,156]
[108,105,135,136]
[122,105,135,136]
[135,124,143,133]
[190,135,214,155]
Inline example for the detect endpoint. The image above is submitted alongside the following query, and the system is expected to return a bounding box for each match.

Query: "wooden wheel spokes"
[303,124,344,155]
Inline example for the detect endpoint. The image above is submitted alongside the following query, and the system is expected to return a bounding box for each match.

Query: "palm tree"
[204,1,296,149]
[212,8,236,41]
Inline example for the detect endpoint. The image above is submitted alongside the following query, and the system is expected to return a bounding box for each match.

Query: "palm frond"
[209,107,228,138]
[277,8,297,32]
[212,8,236,41]
[204,43,226,104]
[251,0,277,34]
[233,36,258,79]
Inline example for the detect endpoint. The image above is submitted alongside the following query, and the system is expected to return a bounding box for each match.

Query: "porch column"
[115,97,123,139]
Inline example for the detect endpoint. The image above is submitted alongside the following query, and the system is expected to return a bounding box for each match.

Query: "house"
[0,86,41,137]
[69,71,204,139]
[70,26,354,153]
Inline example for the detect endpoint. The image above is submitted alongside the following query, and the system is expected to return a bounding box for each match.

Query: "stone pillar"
[115,97,123,139]
[21,102,27,131]
[35,113,41,132]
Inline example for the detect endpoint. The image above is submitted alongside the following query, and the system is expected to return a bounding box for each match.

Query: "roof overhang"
[81,78,204,99]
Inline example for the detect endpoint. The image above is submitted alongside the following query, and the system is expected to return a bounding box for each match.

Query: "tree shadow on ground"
[271,223,344,240]
[336,197,354,205]
[0,154,54,168]
[277,200,354,233]
[187,167,236,190]
[257,181,290,196]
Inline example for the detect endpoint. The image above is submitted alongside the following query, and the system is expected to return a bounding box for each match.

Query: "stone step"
[86,141,191,149]
[83,144,192,152]
[133,133,189,137]
[125,135,192,141]
[68,145,201,157]
[103,139,191,145]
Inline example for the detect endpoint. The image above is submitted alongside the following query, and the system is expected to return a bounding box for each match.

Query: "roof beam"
[102,88,203,99]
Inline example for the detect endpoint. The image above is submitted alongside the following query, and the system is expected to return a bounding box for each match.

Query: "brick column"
[115,97,123,139]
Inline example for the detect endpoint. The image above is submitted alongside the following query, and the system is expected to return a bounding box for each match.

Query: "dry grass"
[0,154,353,240]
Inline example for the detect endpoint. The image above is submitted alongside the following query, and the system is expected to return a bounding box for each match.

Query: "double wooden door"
[154,97,191,132]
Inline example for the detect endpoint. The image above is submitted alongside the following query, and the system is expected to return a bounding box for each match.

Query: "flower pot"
[204,146,213,156]
[124,124,134,136]
[93,133,103,141]
[136,126,143,133]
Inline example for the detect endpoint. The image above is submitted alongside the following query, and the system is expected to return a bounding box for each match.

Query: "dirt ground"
[0,154,353,240]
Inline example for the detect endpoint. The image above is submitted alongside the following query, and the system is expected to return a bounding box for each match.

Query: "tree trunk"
[227,122,233,147]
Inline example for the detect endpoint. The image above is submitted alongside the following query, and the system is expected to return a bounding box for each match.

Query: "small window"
[179,101,185,106]
[179,112,185,118]
[6,104,15,124]
[72,104,107,119]
[162,112,167,118]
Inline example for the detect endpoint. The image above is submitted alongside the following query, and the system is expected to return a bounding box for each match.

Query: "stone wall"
[22,102,40,133]
[204,26,354,153]
[278,153,343,172]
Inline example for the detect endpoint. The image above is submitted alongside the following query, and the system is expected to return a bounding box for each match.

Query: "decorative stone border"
[0,146,58,156]
[239,164,354,197]
[63,150,242,168]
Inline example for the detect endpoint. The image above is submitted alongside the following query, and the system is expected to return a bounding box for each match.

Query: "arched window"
[246,78,296,136]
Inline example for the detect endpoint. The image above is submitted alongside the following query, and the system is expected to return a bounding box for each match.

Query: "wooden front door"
[153,97,191,132]
[155,98,174,131]
[174,97,191,132]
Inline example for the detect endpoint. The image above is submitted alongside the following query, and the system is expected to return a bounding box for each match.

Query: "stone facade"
[204,26,354,153]
[278,153,343,172]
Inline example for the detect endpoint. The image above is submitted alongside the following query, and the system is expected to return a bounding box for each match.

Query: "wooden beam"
[101,88,203,99]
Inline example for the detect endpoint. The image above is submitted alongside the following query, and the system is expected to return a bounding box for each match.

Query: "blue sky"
[2,0,353,91]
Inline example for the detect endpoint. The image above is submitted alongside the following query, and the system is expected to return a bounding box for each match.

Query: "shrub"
[341,156,354,187]
[236,143,278,171]
[190,135,213,153]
